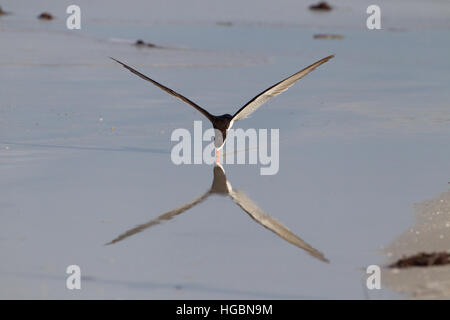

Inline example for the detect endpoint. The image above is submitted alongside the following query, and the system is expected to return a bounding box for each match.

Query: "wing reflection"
[106,164,329,263]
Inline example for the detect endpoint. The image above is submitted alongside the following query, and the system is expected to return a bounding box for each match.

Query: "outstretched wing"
[230,189,329,262]
[110,57,214,123]
[106,191,210,245]
[232,55,334,121]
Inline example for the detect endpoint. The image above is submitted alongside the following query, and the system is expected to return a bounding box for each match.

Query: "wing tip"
[109,56,124,66]
[313,54,334,68]
[310,250,330,263]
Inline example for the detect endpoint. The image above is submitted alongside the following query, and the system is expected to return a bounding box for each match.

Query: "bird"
[106,164,329,263]
[110,55,334,163]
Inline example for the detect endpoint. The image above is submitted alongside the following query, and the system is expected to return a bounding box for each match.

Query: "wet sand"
[382,189,450,299]
[1,0,450,299]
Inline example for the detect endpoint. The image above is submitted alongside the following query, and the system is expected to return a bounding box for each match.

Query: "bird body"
[211,114,234,149]
[110,55,334,157]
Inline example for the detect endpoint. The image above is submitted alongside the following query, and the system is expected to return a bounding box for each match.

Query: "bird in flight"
[106,163,329,263]
[110,55,334,162]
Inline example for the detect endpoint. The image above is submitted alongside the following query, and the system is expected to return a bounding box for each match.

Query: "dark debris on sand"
[38,12,54,20]
[0,6,11,15]
[309,2,332,11]
[314,34,344,39]
[135,39,157,48]
[389,252,450,268]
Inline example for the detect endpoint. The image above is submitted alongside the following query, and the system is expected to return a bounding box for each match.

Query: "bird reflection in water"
[106,164,329,263]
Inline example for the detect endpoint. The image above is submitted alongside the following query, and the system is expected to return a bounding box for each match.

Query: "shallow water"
[1,0,449,299]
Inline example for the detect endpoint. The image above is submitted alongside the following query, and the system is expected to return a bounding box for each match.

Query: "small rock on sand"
[314,34,344,39]
[309,2,332,11]
[38,12,54,20]
[135,39,157,48]
[389,251,450,268]
[0,6,11,15]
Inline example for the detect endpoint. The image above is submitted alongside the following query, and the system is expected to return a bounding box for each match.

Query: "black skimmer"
[110,55,334,162]
[106,164,329,262]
